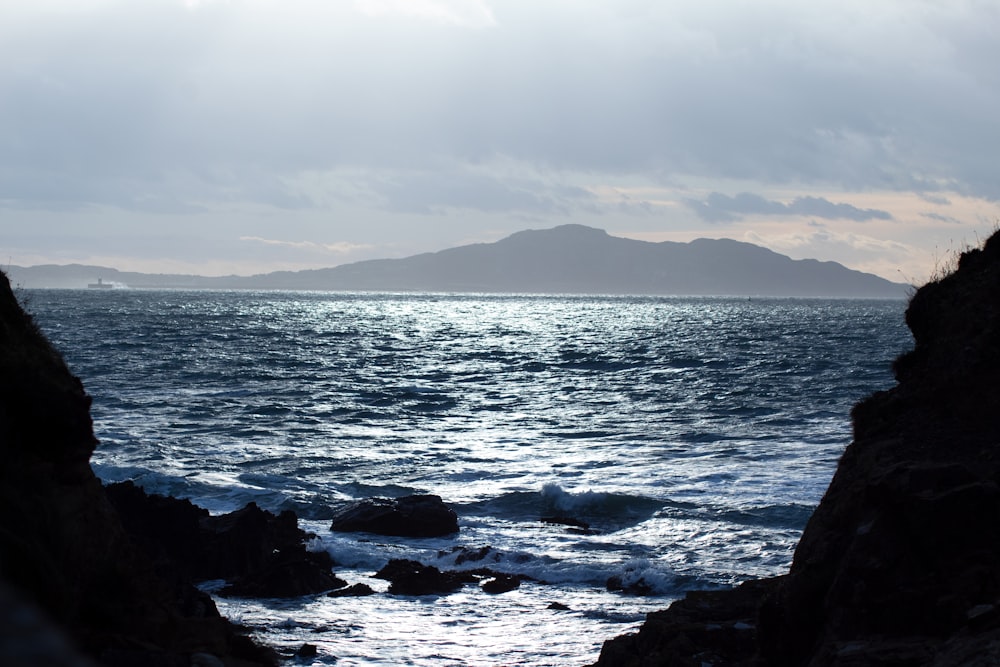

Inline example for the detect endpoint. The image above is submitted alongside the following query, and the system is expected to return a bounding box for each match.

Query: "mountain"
[8,224,908,297]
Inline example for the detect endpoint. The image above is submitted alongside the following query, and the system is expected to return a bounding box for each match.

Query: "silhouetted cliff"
[0,272,275,666]
[595,232,1000,666]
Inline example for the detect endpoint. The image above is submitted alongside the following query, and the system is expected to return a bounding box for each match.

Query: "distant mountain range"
[7,224,908,297]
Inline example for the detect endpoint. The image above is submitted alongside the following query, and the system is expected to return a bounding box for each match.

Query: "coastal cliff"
[596,233,1000,666]
[0,272,275,666]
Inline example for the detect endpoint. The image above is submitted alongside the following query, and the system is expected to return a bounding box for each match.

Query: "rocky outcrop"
[105,481,344,598]
[374,559,474,596]
[0,272,275,666]
[329,494,459,537]
[595,232,1000,666]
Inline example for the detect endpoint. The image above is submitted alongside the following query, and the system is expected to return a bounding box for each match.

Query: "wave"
[714,503,815,530]
[458,484,665,532]
[316,536,695,597]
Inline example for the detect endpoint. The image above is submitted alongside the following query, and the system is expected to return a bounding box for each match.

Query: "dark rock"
[106,482,341,599]
[481,574,521,594]
[0,271,276,665]
[103,480,210,582]
[296,643,318,659]
[373,559,471,596]
[593,231,1000,665]
[330,494,459,537]
[220,548,346,598]
[548,602,571,611]
[606,575,654,596]
[327,583,376,598]
[595,578,778,667]
[541,515,591,532]
[448,545,499,565]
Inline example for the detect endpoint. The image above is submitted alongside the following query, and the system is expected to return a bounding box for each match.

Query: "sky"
[2,0,999,283]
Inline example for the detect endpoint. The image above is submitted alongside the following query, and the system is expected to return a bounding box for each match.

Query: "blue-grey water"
[25,289,912,666]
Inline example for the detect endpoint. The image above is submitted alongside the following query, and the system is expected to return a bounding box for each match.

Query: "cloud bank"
[686,193,893,223]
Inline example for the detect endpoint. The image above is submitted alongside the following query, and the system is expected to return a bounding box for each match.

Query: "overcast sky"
[2,0,999,283]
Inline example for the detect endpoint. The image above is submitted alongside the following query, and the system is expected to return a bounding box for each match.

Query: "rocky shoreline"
[2,231,999,665]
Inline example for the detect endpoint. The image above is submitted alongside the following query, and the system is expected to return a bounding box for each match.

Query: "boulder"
[481,574,521,594]
[329,494,459,537]
[374,559,472,596]
[327,583,376,598]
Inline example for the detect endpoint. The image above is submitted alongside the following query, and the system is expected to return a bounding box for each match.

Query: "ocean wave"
[458,484,664,532]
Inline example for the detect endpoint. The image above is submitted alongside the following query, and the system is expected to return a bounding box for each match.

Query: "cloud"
[0,0,998,224]
[921,212,962,225]
[353,0,497,27]
[744,227,914,267]
[685,192,893,223]
[352,165,596,216]
[240,236,373,254]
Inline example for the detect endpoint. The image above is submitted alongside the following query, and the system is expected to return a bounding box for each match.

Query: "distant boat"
[88,278,115,289]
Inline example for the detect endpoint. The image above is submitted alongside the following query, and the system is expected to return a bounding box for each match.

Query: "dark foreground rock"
[595,233,1000,666]
[105,481,342,598]
[330,494,459,537]
[0,272,275,666]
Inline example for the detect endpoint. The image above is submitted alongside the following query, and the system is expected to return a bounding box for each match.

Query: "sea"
[24,289,913,666]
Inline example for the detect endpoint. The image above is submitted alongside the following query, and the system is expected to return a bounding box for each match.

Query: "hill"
[8,224,907,297]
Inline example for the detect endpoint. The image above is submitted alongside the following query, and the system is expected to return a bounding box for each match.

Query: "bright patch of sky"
[2,0,999,282]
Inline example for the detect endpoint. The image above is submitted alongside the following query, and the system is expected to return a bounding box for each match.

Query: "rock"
[373,559,472,595]
[106,481,342,598]
[445,545,498,565]
[329,494,459,537]
[606,574,654,596]
[327,583,376,598]
[541,515,592,532]
[0,581,97,667]
[596,578,777,666]
[481,574,521,594]
[295,643,318,659]
[220,547,346,598]
[594,232,1000,666]
[103,480,211,581]
[758,231,1000,665]
[0,271,276,665]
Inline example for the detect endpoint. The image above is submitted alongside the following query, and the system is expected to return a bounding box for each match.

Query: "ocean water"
[25,289,912,666]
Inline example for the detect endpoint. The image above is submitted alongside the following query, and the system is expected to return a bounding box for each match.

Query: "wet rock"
[296,643,318,659]
[606,574,654,596]
[446,545,499,565]
[220,547,346,598]
[481,574,521,594]
[327,583,376,598]
[106,481,340,598]
[541,515,592,532]
[374,559,471,596]
[330,494,459,537]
